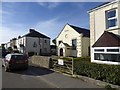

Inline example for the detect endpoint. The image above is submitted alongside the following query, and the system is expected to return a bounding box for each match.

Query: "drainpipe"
[118,0,120,34]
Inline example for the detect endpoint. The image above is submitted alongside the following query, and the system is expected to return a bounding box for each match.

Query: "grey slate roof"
[69,24,90,37]
[23,29,50,39]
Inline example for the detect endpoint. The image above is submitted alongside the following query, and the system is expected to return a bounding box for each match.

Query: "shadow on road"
[9,65,54,76]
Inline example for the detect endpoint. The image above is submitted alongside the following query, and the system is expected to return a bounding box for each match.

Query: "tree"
[7,47,13,53]
[52,38,56,45]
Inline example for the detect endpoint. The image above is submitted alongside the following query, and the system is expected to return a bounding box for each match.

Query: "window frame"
[106,8,118,29]
[72,39,77,50]
[93,47,120,62]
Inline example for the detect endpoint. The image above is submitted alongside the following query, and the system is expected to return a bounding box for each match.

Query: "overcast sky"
[1,2,103,44]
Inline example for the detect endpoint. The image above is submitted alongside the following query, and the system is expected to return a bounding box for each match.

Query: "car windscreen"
[11,55,27,60]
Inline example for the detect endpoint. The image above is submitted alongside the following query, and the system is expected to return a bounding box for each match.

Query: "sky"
[0,2,103,44]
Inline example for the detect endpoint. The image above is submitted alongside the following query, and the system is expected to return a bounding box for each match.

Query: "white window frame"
[106,8,118,30]
[92,47,120,65]
[93,47,120,54]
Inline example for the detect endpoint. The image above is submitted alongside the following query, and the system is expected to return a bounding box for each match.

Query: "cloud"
[37,2,60,9]
[0,23,28,44]
[33,17,64,40]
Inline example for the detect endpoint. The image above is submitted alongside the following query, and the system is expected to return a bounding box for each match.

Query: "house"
[5,29,51,56]
[88,0,120,65]
[50,45,57,55]
[55,24,90,57]
[4,42,10,49]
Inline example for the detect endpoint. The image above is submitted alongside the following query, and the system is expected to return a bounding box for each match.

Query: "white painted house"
[6,29,51,56]
[56,24,90,57]
[88,0,120,65]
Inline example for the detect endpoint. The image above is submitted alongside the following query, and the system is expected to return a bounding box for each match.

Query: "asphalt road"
[2,66,56,88]
[1,59,103,89]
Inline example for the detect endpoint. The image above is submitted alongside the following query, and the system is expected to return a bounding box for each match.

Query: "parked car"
[2,53,28,72]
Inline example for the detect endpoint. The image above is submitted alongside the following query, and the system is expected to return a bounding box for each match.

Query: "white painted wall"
[15,36,50,55]
[25,37,50,55]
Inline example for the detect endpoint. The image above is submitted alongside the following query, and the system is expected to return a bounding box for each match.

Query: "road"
[2,66,56,88]
[2,60,103,89]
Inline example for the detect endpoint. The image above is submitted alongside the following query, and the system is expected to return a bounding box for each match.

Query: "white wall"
[25,37,40,54]
[25,37,50,55]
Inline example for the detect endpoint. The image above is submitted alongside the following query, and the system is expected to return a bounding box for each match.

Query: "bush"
[74,60,120,85]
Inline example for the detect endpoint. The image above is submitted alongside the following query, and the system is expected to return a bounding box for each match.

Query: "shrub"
[73,60,120,85]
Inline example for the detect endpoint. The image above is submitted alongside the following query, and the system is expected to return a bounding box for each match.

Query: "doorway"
[60,48,63,56]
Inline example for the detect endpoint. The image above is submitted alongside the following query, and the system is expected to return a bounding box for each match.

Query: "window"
[106,9,117,29]
[72,39,77,50]
[107,49,119,52]
[94,53,120,62]
[45,40,47,43]
[33,42,37,47]
[94,49,104,52]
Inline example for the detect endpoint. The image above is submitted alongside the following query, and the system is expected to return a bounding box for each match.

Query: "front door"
[60,48,63,56]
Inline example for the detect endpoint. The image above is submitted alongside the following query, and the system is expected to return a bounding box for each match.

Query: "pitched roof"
[69,24,90,37]
[23,29,50,39]
[92,31,120,47]
[63,43,71,47]
[58,42,71,47]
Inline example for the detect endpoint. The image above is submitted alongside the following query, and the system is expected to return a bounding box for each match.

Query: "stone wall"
[31,55,52,69]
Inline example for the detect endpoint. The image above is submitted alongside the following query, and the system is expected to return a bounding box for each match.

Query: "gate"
[51,56,74,75]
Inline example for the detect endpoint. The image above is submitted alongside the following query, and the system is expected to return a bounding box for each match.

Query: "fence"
[51,56,74,75]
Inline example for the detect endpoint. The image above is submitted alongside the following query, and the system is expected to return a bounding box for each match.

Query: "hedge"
[73,58,120,85]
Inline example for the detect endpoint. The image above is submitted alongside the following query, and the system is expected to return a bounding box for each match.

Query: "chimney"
[18,36,21,39]
[29,29,35,32]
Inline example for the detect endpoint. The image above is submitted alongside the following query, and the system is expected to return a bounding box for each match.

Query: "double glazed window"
[94,53,120,62]
[94,48,120,62]
[106,9,117,29]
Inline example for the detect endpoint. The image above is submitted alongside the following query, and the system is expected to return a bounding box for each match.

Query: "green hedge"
[73,57,90,62]
[74,60,120,85]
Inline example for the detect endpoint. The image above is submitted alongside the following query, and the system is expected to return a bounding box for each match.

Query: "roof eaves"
[88,0,117,13]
